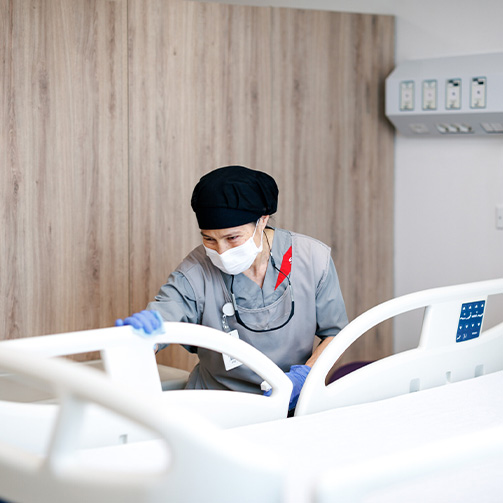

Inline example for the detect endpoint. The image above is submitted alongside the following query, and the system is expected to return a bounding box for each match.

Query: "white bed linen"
[227,370,503,503]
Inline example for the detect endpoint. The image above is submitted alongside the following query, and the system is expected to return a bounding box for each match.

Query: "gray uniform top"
[148,228,348,393]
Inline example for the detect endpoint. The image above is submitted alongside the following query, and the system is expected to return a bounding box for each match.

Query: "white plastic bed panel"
[0,322,293,430]
[2,348,500,503]
[0,346,284,503]
[296,278,503,416]
[0,400,158,455]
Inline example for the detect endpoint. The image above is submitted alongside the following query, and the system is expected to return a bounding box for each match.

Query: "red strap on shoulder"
[274,246,292,290]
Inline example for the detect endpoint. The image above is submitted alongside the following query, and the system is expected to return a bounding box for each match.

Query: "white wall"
[197,0,503,351]
[384,0,503,351]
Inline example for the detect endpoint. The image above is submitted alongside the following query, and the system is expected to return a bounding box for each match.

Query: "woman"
[117,166,348,409]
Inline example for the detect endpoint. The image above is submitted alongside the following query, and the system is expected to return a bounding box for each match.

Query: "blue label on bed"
[456,301,485,342]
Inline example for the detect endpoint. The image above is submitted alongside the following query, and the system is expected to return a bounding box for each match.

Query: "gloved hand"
[263,364,311,411]
[115,310,164,335]
[286,365,310,410]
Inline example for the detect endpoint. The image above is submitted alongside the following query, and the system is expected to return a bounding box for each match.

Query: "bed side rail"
[296,278,503,416]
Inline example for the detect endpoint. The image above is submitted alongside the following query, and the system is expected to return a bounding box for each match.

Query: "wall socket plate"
[471,77,487,108]
[400,81,415,110]
[446,78,462,109]
[422,79,437,110]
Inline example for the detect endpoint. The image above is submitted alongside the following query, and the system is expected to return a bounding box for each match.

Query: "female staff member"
[117,166,348,409]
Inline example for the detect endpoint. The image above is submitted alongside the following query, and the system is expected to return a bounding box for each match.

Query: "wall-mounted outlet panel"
[385,53,503,136]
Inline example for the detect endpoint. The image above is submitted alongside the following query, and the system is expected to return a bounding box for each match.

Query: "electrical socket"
[446,78,461,109]
[471,77,487,109]
[422,80,437,110]
[400,81,414,111]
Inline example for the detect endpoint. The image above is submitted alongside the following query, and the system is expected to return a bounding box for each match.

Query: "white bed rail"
[0,347,283,503]
[1,322,292,430]
[296,278,503,416]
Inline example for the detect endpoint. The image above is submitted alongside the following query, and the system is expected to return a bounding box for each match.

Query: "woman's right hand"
[115,310,164,335]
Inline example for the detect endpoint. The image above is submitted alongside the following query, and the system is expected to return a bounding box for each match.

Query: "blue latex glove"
[115,310,164,336]
[263,364,311,411]
[286,365,310,410]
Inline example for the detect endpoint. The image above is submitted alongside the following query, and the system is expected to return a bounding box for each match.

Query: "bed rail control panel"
[456,301,485,343]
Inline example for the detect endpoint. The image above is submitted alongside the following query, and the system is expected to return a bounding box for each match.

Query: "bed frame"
[0,346,284,503]
[296,278,503,416]
[0,322,292,456]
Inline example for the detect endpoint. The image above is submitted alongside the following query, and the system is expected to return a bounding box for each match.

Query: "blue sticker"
[456,301,485,343]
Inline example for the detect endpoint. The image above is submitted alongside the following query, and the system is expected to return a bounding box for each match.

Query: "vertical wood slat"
[0,0,129,342]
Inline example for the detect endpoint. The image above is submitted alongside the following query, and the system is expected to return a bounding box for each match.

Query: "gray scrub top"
[148,228,348,393]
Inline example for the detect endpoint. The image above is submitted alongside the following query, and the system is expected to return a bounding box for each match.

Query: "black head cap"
[191,166,278,229]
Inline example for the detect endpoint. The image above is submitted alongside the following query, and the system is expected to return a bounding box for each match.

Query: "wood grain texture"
[270,9,395,366]
[128,0,273,370]
[130,2,394,371]
[1,0,394,373]
[1,0,128,343]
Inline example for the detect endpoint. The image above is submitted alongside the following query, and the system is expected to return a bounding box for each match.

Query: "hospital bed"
[2,341,500,502]
[0,279,501,502]
[0,346,284,503]
[222,278,503,502]
[0,322,292,455]
[1,355,500,503]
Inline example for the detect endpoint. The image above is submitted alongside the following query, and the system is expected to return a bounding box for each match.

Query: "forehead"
[200,222,254,238]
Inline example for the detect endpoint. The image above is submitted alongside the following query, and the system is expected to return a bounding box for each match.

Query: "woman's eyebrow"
[200,231,241,239]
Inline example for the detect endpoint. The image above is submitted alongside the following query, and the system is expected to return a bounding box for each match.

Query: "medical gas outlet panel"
[385,53,503,136]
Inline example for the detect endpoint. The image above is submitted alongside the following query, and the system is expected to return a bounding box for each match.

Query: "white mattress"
[227,370,503,502]
[32,371,502,502]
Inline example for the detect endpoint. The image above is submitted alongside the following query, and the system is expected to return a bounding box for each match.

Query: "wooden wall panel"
[129,1,394,371]
[0,0,128,341]
[270,9,395,365]
[1,0,394,374]
[128,0,273,369]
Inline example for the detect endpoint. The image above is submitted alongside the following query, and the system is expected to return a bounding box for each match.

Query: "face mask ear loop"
[253,218,264,251]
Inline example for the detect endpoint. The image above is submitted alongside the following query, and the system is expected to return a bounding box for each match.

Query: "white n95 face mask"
[204,221,263,275]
